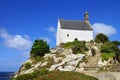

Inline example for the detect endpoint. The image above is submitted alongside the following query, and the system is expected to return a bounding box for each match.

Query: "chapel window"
[67,34,69,37]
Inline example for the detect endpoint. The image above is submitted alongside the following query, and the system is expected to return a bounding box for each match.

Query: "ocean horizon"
[0,72,14,80]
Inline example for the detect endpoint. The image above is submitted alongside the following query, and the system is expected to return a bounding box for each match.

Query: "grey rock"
[63,65,76,71]
[96,73,116,80]
[50,47,64,54]
[41,61,48,67]
[105,74,116,80]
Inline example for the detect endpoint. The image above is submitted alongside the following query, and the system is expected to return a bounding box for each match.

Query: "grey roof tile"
[59,19,93,30]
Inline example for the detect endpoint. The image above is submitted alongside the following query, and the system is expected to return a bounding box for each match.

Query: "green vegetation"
[30,39,50,57]
[15,71,98,80]
[112,40,120,46]
[38,68,49,75]
[100,42,120,61]
[63,40,88,54]
[15,68,49,80]
[95,33,109,43]
[94,33,120,61]
[112,40,120,62]
[91,48,96,56]
[24,62,31,70]
[100,42,118,53]
[34,71,98,80]
[101,53,116,61]
[15,72,37,80]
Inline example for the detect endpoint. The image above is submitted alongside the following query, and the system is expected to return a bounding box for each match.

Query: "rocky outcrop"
[15,42,119,78]
[49,53,85,71]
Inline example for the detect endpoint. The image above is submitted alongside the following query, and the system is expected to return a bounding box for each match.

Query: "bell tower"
[84,11,89,23]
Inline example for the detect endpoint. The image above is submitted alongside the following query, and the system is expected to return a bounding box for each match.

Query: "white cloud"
[0,28,32,50]
[92,23,117,37]
[47,26,56,38]
[47,26,56,33]
[41,37,51,43]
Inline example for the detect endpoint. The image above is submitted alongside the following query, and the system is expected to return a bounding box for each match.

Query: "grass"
[14,71,98,80]
[15,68,49,80]
[24,62,31,70]
[34,71,98,80]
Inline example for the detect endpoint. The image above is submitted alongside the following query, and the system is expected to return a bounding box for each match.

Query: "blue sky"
[0,0,120,71]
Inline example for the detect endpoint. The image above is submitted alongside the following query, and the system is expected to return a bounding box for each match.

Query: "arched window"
[74,38,78,41]
[67,34,69,37]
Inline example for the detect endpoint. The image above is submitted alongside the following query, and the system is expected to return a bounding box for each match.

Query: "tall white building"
[56,12,93,45]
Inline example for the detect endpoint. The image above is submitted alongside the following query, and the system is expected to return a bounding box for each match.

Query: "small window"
[67,34,69,37]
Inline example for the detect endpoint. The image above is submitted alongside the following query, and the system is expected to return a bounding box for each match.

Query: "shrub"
[91,48,96,56]
[112,40,120,46]
[24,62,31,70]
[64,40,88,54]
[90,40,94,43]
[101,53,116,61]
[101,41,120,62]
[63,40,88,54]
[100,42,119,54]
[30,39,50,57]
[95,33,109,43]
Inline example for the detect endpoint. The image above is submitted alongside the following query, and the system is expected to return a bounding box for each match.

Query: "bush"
[91,48,96,56]
[24,62,31,70]
[63,40,88,54]
[100,42,119,54]
[95,33,109,43]
[30,39,50,57]
[112,40,120,46]
[101,53,116,61]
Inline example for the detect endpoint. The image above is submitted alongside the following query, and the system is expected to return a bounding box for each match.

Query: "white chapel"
[56,12,93,45]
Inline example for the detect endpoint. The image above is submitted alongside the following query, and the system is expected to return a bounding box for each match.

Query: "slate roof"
[59,19,93,30]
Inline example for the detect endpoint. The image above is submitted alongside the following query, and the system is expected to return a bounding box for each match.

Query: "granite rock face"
[15,42,119,78]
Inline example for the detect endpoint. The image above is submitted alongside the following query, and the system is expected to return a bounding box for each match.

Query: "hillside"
[13,34,120,80]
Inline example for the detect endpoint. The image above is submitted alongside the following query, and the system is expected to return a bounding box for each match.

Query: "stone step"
[84,67,99,71]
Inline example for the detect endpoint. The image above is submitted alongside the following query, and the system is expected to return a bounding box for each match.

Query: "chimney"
[84,11,89,23]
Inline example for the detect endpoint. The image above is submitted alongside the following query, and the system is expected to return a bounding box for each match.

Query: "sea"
[0,72,14,80]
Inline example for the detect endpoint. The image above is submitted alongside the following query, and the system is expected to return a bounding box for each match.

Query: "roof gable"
[59,19,93,30]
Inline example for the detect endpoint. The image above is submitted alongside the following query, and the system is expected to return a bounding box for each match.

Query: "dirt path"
[93,72,120,80]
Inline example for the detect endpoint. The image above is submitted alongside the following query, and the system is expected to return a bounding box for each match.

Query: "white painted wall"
[56,20,93,45]
[56,20,61,45]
